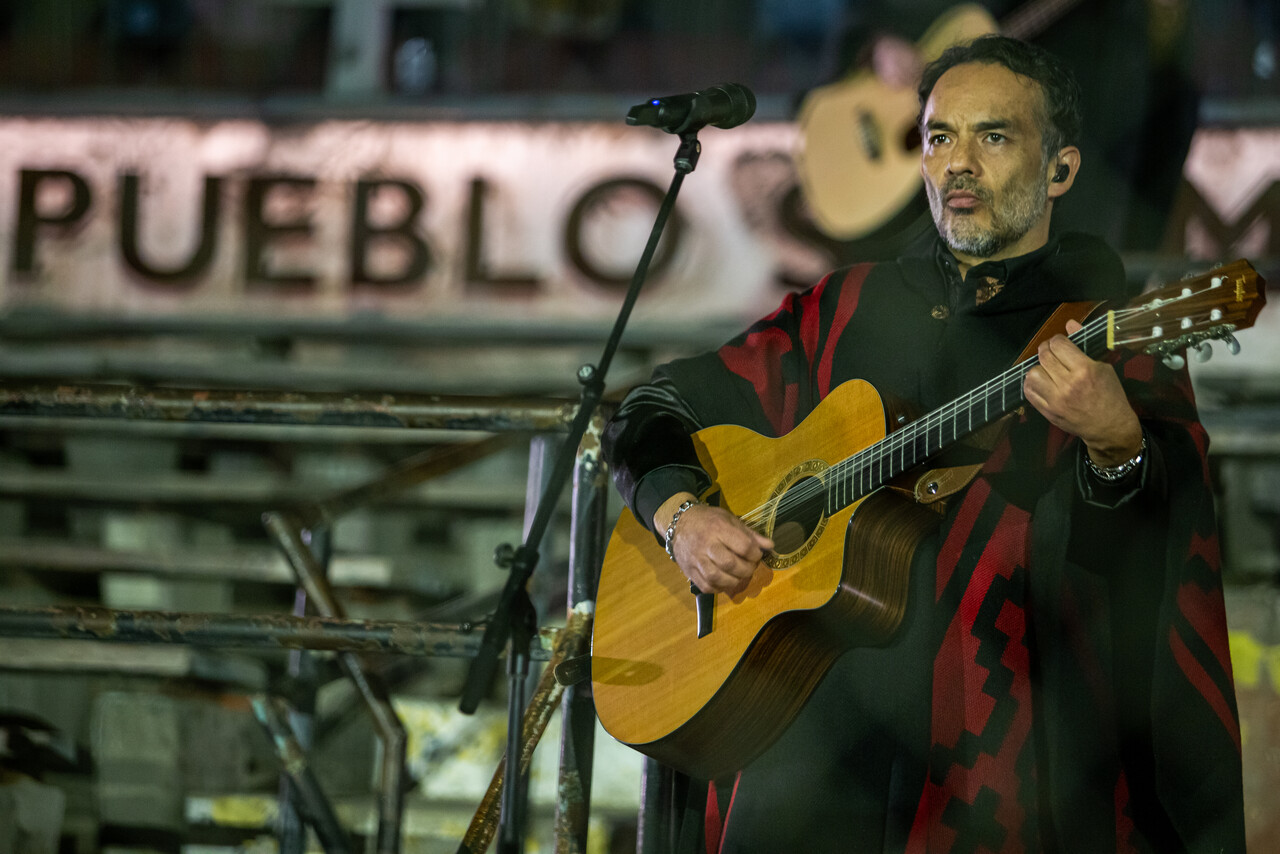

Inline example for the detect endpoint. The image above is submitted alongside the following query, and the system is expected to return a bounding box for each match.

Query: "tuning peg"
[1193,342,1213,363]
[1162,353,1186,370]
[1223,332,1241,355]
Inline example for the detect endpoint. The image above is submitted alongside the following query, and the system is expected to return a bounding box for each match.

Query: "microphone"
[626,83,757,134]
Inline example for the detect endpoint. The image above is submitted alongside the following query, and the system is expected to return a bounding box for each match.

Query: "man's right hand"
[653,492,775,596]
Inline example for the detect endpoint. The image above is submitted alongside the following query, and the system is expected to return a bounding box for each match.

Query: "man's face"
[920,61,1058,267]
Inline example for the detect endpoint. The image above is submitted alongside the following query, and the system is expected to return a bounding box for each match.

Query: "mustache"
[943,177,992,202]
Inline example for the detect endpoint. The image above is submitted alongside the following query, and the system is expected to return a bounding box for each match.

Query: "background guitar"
[794,0,1089,241]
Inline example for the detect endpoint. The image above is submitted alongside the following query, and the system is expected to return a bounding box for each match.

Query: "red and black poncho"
[603,234,1244,853]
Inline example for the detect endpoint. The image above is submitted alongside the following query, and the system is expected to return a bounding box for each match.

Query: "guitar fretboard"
[824,315,1110,512]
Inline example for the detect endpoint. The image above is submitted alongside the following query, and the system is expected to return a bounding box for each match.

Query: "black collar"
[934,236,1064,313]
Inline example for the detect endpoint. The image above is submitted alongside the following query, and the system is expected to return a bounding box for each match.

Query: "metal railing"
[0,383,610,854]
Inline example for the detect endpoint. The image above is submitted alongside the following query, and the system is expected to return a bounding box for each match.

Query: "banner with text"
[0,117,1276,339]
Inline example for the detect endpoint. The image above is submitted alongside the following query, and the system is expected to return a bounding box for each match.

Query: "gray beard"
[928,174,1049,259]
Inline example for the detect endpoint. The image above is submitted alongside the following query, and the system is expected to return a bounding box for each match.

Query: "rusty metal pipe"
[261,513,352,621]
[554,413,608,854]
[343,659,408,854]
[456,602,594,854]
[263,511,407,854]
[0,606,556,659]
[304,435,521,528]
[0,382,576,432]
[251,695,355,854]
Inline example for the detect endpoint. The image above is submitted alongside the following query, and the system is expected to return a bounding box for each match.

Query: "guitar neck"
[826,315,1110,509]
[1000,0,1085,40]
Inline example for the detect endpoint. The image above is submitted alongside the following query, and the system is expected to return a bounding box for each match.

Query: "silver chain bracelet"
[1084,435,1147,482]
[664,499,700,561]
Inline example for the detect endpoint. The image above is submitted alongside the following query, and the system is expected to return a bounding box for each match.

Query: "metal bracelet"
[664,499,700,561]
[1084,435,1147,483]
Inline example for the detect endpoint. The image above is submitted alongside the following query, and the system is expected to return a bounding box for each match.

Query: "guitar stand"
[457,130,705,854]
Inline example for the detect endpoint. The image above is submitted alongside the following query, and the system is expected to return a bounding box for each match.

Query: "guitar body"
[795,4,998,239]
[591,379,940,780]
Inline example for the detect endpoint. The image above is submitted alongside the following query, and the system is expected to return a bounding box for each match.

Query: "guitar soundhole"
[768,475,827,566]
[856,110,883,161]
[773,520,808,554]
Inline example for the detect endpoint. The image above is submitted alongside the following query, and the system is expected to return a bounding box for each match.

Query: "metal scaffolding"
[0,383,610,854]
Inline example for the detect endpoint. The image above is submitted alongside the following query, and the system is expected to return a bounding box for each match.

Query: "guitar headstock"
[1106,259,1267,366]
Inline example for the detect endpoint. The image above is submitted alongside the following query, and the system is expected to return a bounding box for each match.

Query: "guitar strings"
[734,306,1151,535]
[735,275,1225,534]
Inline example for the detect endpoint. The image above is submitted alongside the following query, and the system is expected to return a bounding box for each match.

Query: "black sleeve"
[1074,427,1167,510]
[602,375,712,536]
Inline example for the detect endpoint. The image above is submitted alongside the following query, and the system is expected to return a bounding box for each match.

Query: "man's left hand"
[1024,320,1144,466]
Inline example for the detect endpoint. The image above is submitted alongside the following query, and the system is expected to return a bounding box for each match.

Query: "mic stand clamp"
[457,129,705,854]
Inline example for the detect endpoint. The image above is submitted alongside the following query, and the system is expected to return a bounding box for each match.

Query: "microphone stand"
[457,130,704,854]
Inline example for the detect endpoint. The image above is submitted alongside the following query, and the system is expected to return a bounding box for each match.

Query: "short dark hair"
[917,35,1083,163]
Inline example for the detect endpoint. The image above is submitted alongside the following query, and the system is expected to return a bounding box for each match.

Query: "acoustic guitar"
[591,260,1266,781]
[795,0,1085,240]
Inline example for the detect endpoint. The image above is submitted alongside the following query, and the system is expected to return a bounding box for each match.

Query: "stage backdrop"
[0,117,1276,373]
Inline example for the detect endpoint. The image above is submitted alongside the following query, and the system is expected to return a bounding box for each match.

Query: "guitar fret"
[832,371,1025,511]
